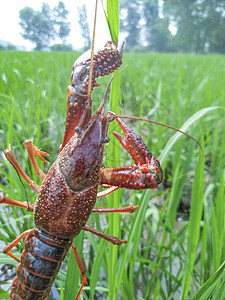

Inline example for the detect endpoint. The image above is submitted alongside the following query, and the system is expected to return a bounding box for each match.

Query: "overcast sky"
[0,0,111,50]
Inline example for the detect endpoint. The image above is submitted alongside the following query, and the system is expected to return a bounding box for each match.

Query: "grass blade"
[192,260,225,300]
[180,139,205,299]
[159,106,220,165]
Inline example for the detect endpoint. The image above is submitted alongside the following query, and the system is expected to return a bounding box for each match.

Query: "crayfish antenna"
[113,114,203,159]
[118,41,125,56]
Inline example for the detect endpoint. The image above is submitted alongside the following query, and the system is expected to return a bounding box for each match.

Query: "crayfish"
[0,42,163,299]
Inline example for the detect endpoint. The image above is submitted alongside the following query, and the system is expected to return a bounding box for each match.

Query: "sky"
[0,0,111,51]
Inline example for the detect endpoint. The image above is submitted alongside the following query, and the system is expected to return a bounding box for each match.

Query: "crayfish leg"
[4,145,41,193]
[83,225,127,245]
[3,229,33,263]
[92,205,139,214]
[0,194,34,211]
[71,244,87,300]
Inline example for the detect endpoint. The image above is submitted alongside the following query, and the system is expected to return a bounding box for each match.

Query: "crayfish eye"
[75,126,81,134]
[103,137,110,144]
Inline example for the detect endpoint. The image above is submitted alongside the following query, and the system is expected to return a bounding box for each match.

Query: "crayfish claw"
[112,131,125,146]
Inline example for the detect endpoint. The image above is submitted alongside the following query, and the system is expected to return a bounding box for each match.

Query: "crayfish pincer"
[1,42,162,300]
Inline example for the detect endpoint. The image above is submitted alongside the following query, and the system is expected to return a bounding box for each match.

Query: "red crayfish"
[0,42,163,299]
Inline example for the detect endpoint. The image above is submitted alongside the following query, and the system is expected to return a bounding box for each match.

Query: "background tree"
[19,4,55,51]
[54,1,71,43]
[50,43,73,51]
[119,0,225,53]
[151,17,173,52]
[77,5,91,50]
[142,0,172,52]
[164,0,202,52]
[120,0,172,52]
[19,2,71,51]
[163,0,225,53]
[199,0,225,53]
[120,0,141,50]
[19,0,225,53]
[142,0,158,48]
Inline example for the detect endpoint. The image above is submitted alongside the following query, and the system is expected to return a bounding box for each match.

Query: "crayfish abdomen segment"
[10,228,71,300]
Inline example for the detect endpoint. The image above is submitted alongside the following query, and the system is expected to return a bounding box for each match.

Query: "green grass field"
[0,50,224,300]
